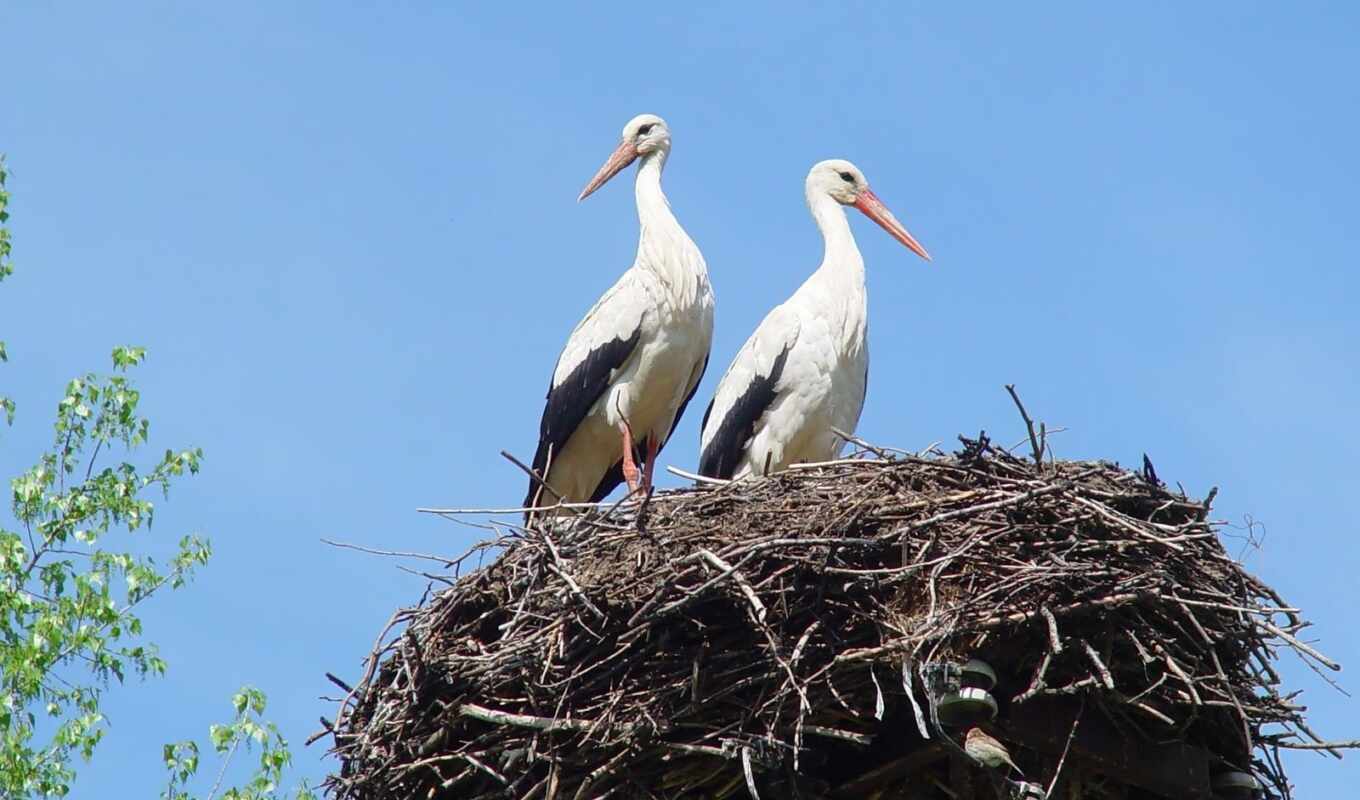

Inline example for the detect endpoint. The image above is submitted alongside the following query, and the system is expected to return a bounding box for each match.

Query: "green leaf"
[110,346,146,370]
[209,723,233,752]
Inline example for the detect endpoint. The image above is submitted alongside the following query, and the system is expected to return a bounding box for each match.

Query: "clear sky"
[3,2,1357,796]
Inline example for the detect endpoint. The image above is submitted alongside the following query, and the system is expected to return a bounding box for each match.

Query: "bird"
[524,114,714,515]
[963,727,1024,777]
[697,159,930,480]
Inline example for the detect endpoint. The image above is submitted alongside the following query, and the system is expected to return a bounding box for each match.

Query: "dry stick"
[741,747,762,800]
[1260,620,1342,671]
[666,464,731,486]
[1070,496,1186,552]
[418,501,611,516]
[500,449,564,515]
[1004,384,1045,466]
[1161,651,1203,705]
[1290,717,1346,759]
[1277,739,1360,750]
[1040,606,1064,653]
[542,533,606,622]
[461,752,509,786]
[304,719,334,747]
[321,538,456,565]
[338,608,407,721]
[1207,645,1252,751]
[831,426,893,460]
[1044,696,1085,799]
[460,703,599,733]
[786,621,822,746]
[1014,651,1053,704]
[802,725,873,746]
[901,658,931,739]
[1198,486,1219,521]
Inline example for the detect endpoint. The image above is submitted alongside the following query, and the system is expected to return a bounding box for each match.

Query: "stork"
[525,114,713,513]
[698,159,930,480]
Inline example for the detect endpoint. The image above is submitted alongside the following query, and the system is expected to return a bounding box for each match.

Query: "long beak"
[854,188,932,261]
[578,140,640,202]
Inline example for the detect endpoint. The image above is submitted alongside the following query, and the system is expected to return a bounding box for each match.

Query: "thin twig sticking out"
[666,465,730,486]
[500,449,563,512]
[1005,384,1046,466]
[1277,739,1360,750]
[1044,695,1084,799]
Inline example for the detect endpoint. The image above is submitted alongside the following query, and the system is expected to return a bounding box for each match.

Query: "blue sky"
[3,1,1357,796]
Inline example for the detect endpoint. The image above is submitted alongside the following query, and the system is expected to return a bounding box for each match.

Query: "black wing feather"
[525,326,642,507]
[697,346,791,479]
[665,354,709,448]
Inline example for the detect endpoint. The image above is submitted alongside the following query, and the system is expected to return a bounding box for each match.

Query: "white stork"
[698,159,930,479]
[525,114,713,511]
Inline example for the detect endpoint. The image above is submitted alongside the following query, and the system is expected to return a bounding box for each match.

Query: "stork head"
[578,114,671,201]
[808,159,931,261]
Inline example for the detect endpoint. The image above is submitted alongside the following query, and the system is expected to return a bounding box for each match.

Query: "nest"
[321,435,1343,800]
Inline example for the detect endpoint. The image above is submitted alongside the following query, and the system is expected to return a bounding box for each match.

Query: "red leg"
[619,421,640,493]
[641,435,660,493]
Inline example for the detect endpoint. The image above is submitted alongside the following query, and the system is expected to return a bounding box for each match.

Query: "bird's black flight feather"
[525,327,642,507]
[698,346,791,479]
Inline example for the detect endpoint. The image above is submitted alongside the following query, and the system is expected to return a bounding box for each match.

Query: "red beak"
[853,188,931,261]
[578,140,640,201]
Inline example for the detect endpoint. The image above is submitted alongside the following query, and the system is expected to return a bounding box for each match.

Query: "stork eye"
[637,123,655,136]
[838,171,855,183]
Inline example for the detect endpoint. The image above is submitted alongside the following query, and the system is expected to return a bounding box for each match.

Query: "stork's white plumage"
[698,159,929,480]
[526,114,713,511]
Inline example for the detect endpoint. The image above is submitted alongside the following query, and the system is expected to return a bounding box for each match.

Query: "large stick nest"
[321,436,1341,800]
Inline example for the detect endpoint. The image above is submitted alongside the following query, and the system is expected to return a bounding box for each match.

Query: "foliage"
[0,155,210,795]
[0,345,211,796]
[161,687,316,800]
[0,153,313,798]
[0,154,206,796]
[1,157,13,424]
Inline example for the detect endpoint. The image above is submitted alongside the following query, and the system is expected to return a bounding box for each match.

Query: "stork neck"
[633,149,707,290]
[634,149,676,233]
[809,191,864,280]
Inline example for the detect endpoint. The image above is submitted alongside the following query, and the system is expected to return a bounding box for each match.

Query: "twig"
[1040,606,1064,653]
[698,549,766,623]
[205,729,243,800]
[325,672,354,693]
[501,449,562,512]
[1276,739,1360,750]
[1261,620,1342,671]
[666,465,731,485]
[802,725,873,746]
[321,538,455,564]
[1004,384,1045,466]
[460,703,600,733]
[1044,696,1084,799]
[542,533,606,621]
[832,426,892,460]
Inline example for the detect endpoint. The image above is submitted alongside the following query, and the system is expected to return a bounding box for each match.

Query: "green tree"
[0,157,310,798]
[161,687,316,800]
[1,156,14,424]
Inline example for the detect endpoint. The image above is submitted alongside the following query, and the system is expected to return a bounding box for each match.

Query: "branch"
[1004,384,1045,466]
